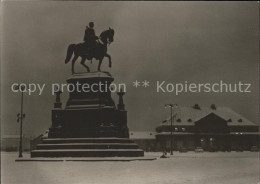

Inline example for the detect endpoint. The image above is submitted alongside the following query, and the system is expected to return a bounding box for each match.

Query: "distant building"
[1,135,32,151]
[129,131,156,151]
[156,104,259,152]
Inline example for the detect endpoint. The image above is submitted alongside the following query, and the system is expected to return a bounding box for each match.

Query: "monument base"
[31,137,144,157]
[31,72,144,157]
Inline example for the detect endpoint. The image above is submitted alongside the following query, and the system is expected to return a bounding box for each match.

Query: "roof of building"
[129,131,156,139]
[2,135,20,139]
[160,104,257,126]
[2,135,35,139]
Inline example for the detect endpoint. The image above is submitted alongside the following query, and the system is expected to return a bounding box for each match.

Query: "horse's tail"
[65,44,75,64]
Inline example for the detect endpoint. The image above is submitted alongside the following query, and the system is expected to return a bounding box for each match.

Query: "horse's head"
[108,27,114,43]
[100,28,115,44]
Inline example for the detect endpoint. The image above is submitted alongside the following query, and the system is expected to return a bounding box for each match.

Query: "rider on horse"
[65,24,114,74]
[84,22,99,55]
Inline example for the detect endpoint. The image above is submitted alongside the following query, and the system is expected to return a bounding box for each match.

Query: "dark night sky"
[1,1,259,136]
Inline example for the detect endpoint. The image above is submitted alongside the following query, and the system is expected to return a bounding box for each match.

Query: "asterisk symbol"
[133,80,140,87]
[142,80,150,87]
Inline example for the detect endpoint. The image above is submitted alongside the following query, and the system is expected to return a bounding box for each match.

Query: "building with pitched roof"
[129,131,156,151]
[156,104,259,152]
[1,135,32,151]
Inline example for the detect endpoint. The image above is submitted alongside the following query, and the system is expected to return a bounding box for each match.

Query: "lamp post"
[16,85,26,158]
[165,103,178,155]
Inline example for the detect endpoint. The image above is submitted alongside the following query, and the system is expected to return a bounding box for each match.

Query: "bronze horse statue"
[65,28,114,74]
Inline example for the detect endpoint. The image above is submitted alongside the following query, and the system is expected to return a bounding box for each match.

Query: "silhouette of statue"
[54,90,62,109]
[55,90,62,103]
[65,24,115,74]
[83,22,99,55]
[117,88,125,110]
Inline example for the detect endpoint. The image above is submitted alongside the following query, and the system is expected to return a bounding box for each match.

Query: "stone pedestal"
[31,72,144,157]
[65,72,115,109]
[48,72,129,138]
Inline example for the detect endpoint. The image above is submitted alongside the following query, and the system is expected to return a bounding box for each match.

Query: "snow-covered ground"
[1,151,259,184]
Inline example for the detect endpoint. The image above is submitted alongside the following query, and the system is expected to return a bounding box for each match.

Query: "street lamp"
[15,85,26,158]
[165,103,178,155]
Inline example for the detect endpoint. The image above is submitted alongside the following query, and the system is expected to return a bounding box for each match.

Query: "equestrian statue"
[65,22,115,74]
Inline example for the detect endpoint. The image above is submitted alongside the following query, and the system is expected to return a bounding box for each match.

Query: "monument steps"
[31,137,143,157]
[31,149,144,157]
[42,138,134,144]
[36,143,139,150]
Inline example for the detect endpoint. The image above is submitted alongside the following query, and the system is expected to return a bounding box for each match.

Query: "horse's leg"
[98,58,103,71]
[80,56,90,72]
[104,53,112,68]
[71,55,79,74]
